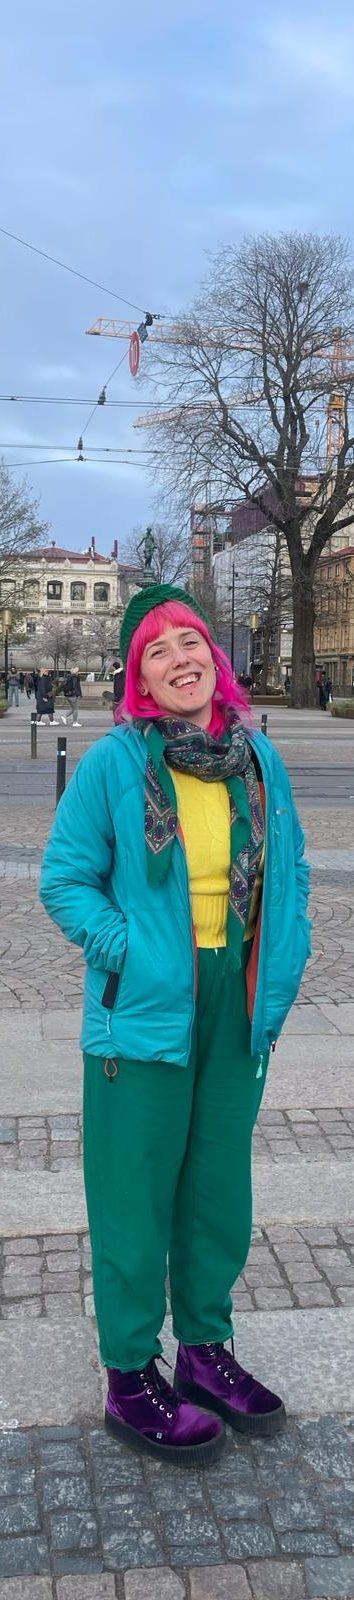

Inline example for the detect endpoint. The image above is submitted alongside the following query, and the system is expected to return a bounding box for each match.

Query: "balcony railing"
[71,598,87,609]
[46,598,63,608]
[94,600,110,610]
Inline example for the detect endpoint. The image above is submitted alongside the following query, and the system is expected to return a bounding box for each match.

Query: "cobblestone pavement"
[1,876,354,1008]
[0,1416,354,1592]
[1,1222,354,1323]
[1,1107,354,1170]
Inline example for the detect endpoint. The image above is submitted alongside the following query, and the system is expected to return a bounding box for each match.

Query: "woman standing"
[36,667,59,726]
[40,584,311,1467]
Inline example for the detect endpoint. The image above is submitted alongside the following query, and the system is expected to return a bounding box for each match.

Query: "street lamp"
[228,560,238,671]
[1,606,12,700]
[249,611,260,685]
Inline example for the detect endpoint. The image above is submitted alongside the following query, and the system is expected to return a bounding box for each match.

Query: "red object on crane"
[129,332,140,377]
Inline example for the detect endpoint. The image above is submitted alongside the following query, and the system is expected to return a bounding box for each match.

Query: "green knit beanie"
[119,583,216,668]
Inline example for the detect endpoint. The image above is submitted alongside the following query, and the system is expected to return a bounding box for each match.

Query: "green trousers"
[83,948,267,1371]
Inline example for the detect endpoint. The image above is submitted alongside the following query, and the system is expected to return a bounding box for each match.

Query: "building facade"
[314,546,354,693]
[0,539,140,668]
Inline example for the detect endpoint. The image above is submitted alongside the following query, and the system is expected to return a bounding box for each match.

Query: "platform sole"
[104,1407,225,1465]
[174,1377,286,1437]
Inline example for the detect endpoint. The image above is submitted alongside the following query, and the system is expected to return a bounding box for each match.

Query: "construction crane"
[86,317,354,468]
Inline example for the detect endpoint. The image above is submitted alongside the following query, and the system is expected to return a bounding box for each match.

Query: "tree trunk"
[260,625,271,694]
[291,566,316,707]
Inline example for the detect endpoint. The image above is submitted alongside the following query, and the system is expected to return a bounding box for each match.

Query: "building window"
[343,587,349,612]
[71,582,86,602]
[0,580,16,603]
[94,583,110,603]
[23,580,40,607]
[47,581,62,599]
[335,563,341,576]
[26,621,36,635]
[73,617,83,631]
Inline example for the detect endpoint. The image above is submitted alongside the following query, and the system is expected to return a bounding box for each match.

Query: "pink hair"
[115,600,251,732]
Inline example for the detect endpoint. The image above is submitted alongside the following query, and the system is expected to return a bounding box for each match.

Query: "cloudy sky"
[1,0,354,556]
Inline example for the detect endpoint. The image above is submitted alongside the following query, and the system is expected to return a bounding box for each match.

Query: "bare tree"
[83,615,119,669]
[123,523,191,587]
[0,460,49,594]
[39,618,82,673]
[140,234,354,705]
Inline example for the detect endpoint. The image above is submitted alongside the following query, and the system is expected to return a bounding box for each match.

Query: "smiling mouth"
[170,673,202,688]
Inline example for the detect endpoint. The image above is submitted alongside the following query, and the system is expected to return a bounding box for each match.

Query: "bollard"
[30,712,37,759]
[56,735,67,807]
[261,713,268,736]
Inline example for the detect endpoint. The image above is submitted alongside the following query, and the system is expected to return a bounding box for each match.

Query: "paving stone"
[305,1554,354,1595]
[3,1276,42,1296]
[0,1498,40,1535]
[0,1322,101,1426]
[207,1483,261,1519]
[97,1485,153,1526]
[0,1584,52,1598]
[38,1442,86,1471]
[247,1560,306,1597]
[314,1251,354,1285]
[49,1509,99,1550]
[45,1253,79,1272]
[147,1465,204,1510]
[222,1523,277,1559]
[295,1286,335,1307]
[44,1235,79,1251]
[42,1473,93,1511]
[3,1253,41,1274]
[2,1300,42,1320]
[162,1511,222,1565]
[0,1464,35,1496]
[53,1556,103,1577]
[189,1568,252,1598]
[125,1572,186,1600]
[333,1519,354,1547]
[102,1523,164,1568]
[254,1289,294,1309]
[42,1272,80,1293]
[279,1531,340,1554]
[0,1433,32,1461]
[44,1293,82,1319]
[297,1417,354,1480]
[57,1581,115,1599]
[0,1536,50,1577]
[268,1488,326,1534]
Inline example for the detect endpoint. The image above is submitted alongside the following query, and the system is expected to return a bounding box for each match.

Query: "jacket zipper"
[248,735,272,1058]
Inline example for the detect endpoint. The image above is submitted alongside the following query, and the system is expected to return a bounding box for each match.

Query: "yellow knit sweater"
[173,771,230,947]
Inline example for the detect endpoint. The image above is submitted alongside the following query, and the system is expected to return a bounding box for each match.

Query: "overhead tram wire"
[6,456,149,469]
[0,394,164,407]
[0,441,155,453]
[0,225,163,318]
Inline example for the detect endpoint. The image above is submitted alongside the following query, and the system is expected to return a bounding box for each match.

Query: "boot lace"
[204,1338,243,1387]
[138,1356,179,1421]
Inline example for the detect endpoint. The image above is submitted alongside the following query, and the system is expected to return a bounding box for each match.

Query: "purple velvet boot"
[105,1357,225,1465]
[174,1341,286,1437]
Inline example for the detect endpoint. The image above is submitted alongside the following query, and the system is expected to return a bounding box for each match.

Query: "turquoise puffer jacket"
[40,725,311,1066]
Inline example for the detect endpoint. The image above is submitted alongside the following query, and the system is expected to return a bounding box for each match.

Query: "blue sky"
[1,0,354,557]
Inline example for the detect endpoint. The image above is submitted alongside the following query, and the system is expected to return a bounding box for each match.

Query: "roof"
[319,546,354,563]
[23,545,110,565]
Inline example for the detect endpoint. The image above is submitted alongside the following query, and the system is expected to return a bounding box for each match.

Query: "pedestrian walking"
[36,668,60,726]
[318,672,327,711]
[40,583,311,1466]
[24,673,33,699]
[7,668,20,707]
[60,667,82,726]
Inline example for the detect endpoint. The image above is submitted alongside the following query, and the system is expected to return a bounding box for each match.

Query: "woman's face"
[138,623,216,726]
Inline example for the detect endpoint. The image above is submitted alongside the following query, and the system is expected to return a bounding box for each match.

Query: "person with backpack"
[60,667,82,726]
[40,583,311,1467]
